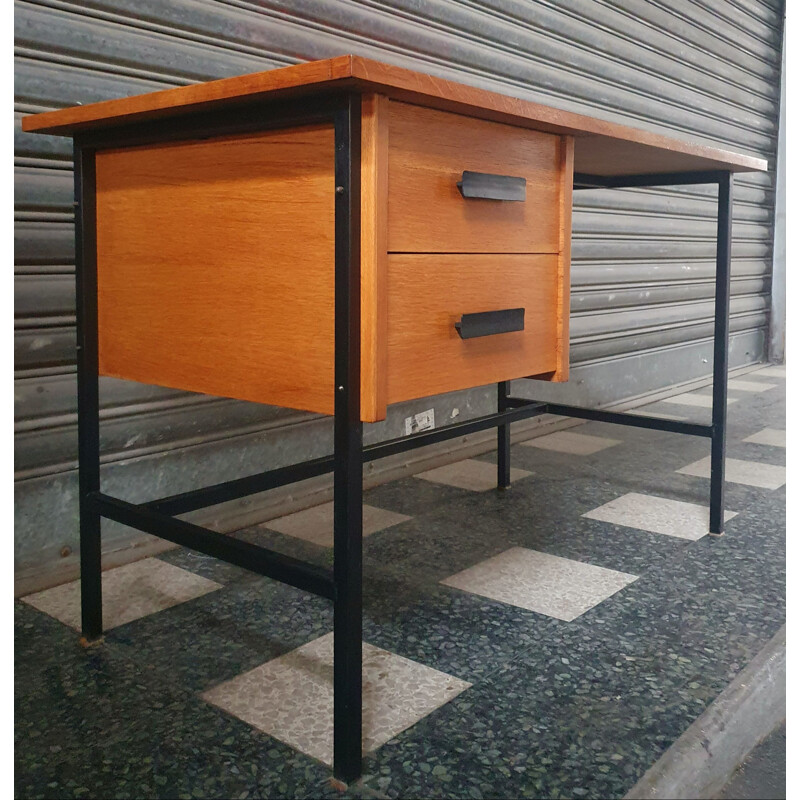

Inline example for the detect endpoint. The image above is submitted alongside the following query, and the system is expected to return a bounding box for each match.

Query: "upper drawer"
[387,101,562,254]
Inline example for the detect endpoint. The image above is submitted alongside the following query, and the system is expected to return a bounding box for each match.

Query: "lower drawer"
[386,253,559,404]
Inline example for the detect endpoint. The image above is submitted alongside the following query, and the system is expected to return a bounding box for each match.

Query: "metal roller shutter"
[14,0,785,585]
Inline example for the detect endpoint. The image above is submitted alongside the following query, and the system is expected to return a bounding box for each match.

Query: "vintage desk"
[23,55,767,781]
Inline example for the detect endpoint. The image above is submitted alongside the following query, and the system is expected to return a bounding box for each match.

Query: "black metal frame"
[73,94,734,782]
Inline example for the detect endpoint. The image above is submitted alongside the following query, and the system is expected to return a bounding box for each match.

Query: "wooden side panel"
[553,135,574,381]
[387,102,562,253]
[360,94,389,422]
[386,254,559,404]
[95,126,337,415]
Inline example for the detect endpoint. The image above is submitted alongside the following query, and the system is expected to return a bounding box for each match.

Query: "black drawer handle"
[456,171,527,201]
[455,308,525,339]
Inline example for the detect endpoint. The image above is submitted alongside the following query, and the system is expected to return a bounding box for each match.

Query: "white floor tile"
[415,459,531,492]
[631,411,686,421]
[582,492,736,541]
[263,502,411,547]
[752,365,786,378]
[520,430,620,455]
[743,428,786,448]
[677,457,786,489]
[21,557,222,630]
[203,633,470,765]
[727,379,777,393]
[440,547,637,622]
[661,393,737,409]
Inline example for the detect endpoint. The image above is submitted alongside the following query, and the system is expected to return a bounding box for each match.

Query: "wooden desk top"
[22,54,767,176]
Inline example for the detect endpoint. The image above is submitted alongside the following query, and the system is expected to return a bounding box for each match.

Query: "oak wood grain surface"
[95,125,339,416]
[349,57,767,175]
[23,56,355,136]
[360,94,389,422]
[22,55,766,176]
[386,253,559,404]
[387,102,561,254]
[554,135,574,382]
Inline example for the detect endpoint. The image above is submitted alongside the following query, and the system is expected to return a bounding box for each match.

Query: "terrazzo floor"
[15,366,786,799]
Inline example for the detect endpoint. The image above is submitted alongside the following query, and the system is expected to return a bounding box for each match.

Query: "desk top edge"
[21,54,767,174]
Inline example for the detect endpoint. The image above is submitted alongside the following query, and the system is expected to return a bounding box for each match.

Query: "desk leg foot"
[79,502,104,643]
[497,381,511,490]
[709,421,727,536]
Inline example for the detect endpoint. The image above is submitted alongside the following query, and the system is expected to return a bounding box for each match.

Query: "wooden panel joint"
[360,93,389,422]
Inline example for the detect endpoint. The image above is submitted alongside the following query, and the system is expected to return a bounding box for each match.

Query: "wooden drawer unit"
[376,98,574,410]
[89,93,573,424]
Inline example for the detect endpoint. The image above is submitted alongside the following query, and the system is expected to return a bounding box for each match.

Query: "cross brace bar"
[364,400,548,461]
[147,455,335,516]
[145,400,550,516]
[534,401,714,438]
[143,395,714,521]
[93,492,336,600]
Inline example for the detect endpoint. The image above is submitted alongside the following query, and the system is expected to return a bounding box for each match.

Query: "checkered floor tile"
[677,457,786,489]
[630,410,686,420]
[440,547,637,621]
[752,365,785,378]
[743,428,785,448]
[415,459,531,491]
[521,430,620,455]
[727,379,777,393]
[661,393,737,408]
[582,492,737,541]
[202,633,470,765]
[21,557,222,631]
[263,502,411,547]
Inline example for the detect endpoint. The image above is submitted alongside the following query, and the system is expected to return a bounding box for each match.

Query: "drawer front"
[387,102,562,254]
[386,254,558,404]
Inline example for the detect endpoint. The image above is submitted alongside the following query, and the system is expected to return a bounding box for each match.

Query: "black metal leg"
[497,381,511,489]
[710,172,733,535]
[332,95,363,783]
[74,142,103,643]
